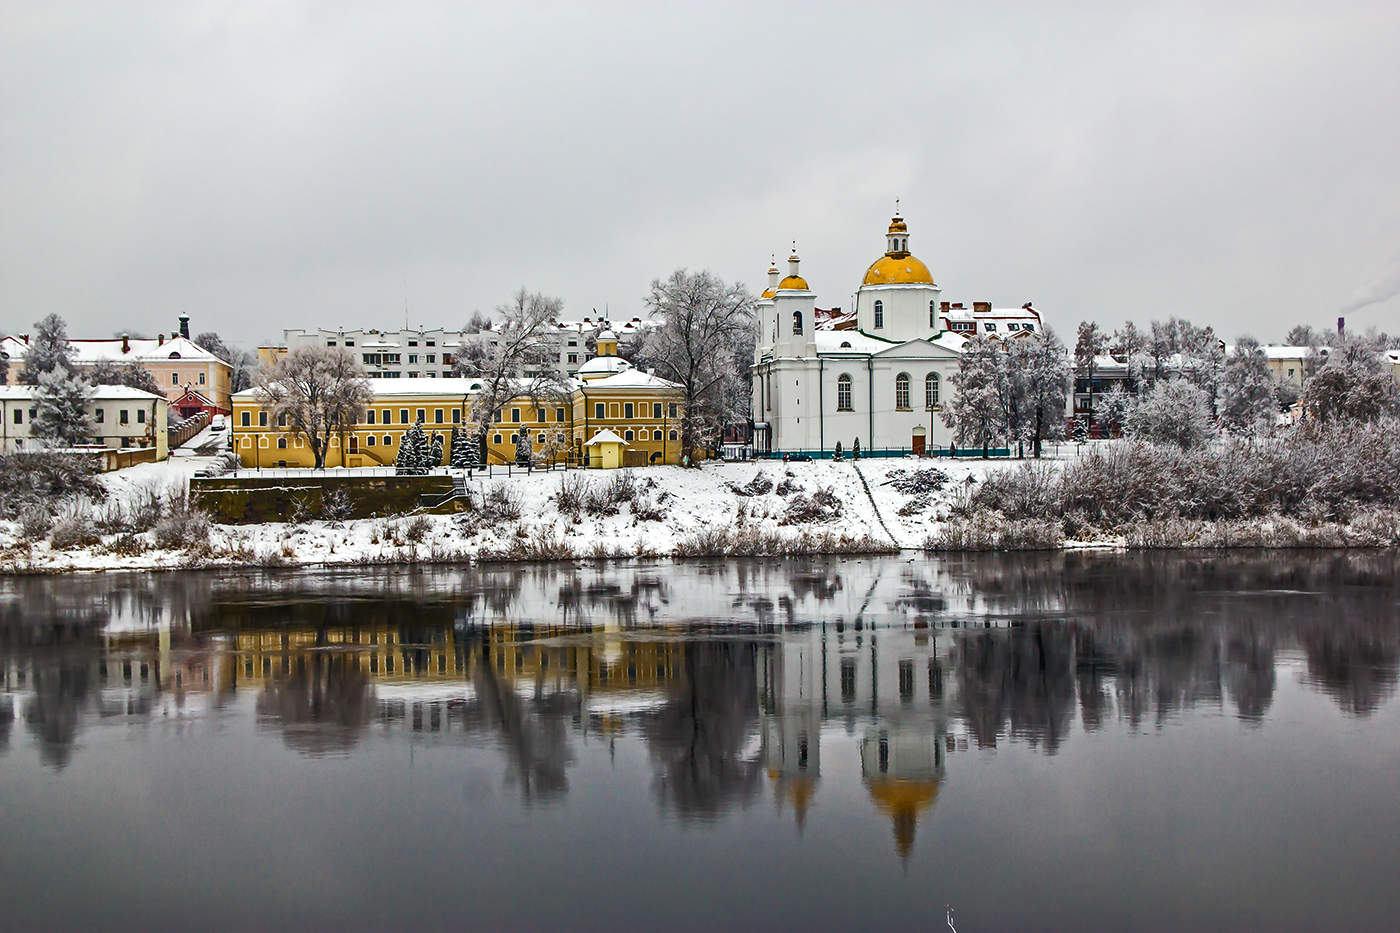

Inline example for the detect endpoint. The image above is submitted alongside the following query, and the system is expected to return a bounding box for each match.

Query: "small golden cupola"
[595,329,619,357]
[778,243,810,291]
[761,255,780,299]
[862,202,935,286]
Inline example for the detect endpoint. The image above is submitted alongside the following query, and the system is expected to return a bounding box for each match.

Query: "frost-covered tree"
[1220,337,1277,435]
[256,346,372,469]
[20,314,75,385]
[452,288,570,456]
[1099,385,1136,438]
[429,432,444,467]
[515,430,533,467]
[395,422,432,475]
[1111,322,1147,393]
[33,366,94,447]
[1024,328,1070,457]
[997,337,1032,457]
[641,269,753,464]
[1,349,10,385]
[1302,338,1400,424]
[87,358,161,394]
[1125,379,1213,450]
[948,333,1006,458]
[1285,324,1320,348]
[1073,321,1107,426]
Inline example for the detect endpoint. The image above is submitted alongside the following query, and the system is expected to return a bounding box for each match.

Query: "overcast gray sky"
[3,0,1398,347]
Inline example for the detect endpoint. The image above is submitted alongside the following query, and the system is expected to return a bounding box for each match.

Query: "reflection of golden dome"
[769,770,818,832]
[778,275,809,291]
[862,255,935,286]
[867,778,939,859]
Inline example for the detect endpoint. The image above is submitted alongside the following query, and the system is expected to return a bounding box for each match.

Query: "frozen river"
[2,552,1398,931]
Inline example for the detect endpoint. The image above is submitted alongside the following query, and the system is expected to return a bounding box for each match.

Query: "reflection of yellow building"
[232,627,465,686]
[230,332,688,468]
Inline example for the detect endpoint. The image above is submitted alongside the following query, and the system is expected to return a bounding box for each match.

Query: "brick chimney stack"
[158,334,165,346]
[121,334,130,354]
[178,315,190,339]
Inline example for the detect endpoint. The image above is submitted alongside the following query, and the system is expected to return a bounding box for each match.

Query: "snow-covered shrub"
[632,495,665,522]
[555,475,589,515]
[320,488,353,522]
[727,473,774,497]
[103,533,150,557]
[480,484,523,521]
[885,467,949,497]
[49,506,100,549]
[153,497,211,550]
[1125,379,1213,449]
[18,504,53,539]
[924,511,1062,551]
[780,488,841,525]
[775,473,800,496]
[594,472,637,510]
[0,451,105,518]
[401,514,433,543]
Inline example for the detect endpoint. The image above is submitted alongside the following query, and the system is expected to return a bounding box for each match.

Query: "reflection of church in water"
[759,623,956,859]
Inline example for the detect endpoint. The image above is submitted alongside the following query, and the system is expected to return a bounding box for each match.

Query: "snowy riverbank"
[2,446,1396,574]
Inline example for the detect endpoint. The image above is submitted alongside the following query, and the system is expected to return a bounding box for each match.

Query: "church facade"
[751,209,1042,457]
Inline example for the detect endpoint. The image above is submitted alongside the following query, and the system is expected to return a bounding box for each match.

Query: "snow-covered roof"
[580,368,682,391]
[0,384,168,402]
[577,355,631,377]
[1223,344,1328,360]
[812,330,967,356]
[233,377,485,401]
[0,334,230,367]
[584,428,630,446]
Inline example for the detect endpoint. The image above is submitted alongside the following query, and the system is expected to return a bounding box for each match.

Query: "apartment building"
[279,316,655,381]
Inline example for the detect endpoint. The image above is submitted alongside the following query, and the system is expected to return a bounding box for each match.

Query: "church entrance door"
[911,433,925,456]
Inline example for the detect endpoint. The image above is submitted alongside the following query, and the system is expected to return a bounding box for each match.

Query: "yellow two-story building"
[230,332,689,468]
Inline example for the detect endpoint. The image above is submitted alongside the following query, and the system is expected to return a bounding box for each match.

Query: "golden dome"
[778,275,809,291]
[862,254,935,286]
[760,288,777,299]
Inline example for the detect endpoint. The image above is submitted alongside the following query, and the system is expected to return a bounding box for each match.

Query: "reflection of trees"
[642,640,762,819]
[22,658,95,770]
[953,624,1076,753]
[468,634,576,803]
[255,653,373,757]
[1301,623,1399,716]
[1,693,14,756]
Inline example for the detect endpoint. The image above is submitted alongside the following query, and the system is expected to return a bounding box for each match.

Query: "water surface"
[2,553,1398,931]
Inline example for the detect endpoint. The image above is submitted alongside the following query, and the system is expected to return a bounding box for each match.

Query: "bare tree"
[256,346,371,468]
[641,269,753,463]
[452,289,570,456]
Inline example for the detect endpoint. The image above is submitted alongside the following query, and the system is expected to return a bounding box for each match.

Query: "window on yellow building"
[383,435,391,446]
[493,434,502,444]
[511,408,520,423]
[258,412,268,427]
[367,435,376,446]
[537,407,545,422]
[652,403,661,418]
[452,409,461,423]
[594,402,604,419]
[416,409,426,423]
[624,403,634,418]
[669,430,678,440]
[241,412,250,427]
[555,407,565,422]
[366,409,376,424]
[653,430,662,441]
[400,409,409,424]
[624,430,634,441]
[277,437,287,449]
[433,409,443,423]
[668,403,678,417]
[278,412,287,427]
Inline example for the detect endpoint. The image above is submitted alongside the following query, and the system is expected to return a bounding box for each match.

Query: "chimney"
[973,301,992,313]
[121,335,130,354]
[939,301,950,312]
[158,333,165,345]
[951,302,964,310]
[179,315,190,339]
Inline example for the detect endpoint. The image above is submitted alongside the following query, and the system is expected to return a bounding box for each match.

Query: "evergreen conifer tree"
[852,438,861,460]
[20,314,75,385]
[33,365,94,447]
[430,433,444,467]
[396,422,432,475]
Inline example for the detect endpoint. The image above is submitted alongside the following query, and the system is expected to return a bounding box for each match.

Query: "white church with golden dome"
[752,206,1043,457]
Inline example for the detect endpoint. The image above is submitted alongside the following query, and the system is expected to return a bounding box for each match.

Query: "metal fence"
[226,461,580,481]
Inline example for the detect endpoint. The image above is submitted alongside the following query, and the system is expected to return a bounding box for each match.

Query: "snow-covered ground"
[0,454,1044,573]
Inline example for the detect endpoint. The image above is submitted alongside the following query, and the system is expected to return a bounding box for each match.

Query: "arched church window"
[793,311,803,335]
[895,372,911,410]
[873,301,884,329]
[837,374,853,411]
[926,372,940,408]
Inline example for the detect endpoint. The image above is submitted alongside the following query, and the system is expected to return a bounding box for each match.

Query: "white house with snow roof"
[753,208,1046,456]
